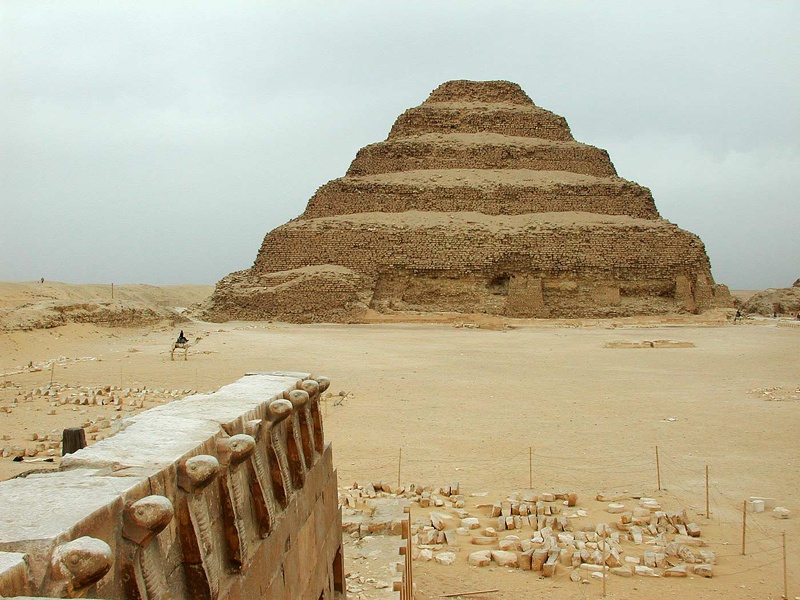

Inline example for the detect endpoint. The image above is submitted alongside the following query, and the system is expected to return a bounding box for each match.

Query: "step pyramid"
[201,80,730,322]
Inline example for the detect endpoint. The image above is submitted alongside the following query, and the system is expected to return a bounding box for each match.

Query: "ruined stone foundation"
[0,373,344,599]
[200,79,731,322]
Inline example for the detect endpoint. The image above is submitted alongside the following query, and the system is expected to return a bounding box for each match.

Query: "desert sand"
[0,282,798,599]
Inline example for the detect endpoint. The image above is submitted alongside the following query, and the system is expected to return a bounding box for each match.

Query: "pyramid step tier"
[303,170,659,220]
[253,212,711,281]
[424,80,535,105]
[388,102,574,141]
[346,134,616,177]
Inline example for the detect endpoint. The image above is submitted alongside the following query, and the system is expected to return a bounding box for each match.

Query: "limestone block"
[491,550,519,568]
[692,563,713,578]
[468,550,491,567]
[531,549,548,571]
[630,526,643,545]
[470,537,496,546]
[519,549,533,571]
[610,566,633,577]
[460,518,480,530]
[498,537,521,552]
[416,549,433,562]
[677,545,697,563]
[748,496,776,509]
[699,550,716,564]
[634,565,657,577]
[542,550,559,577]
[558,548,574,566]
[434,552,456,566]
[664,565,688,577]
[747,499,765,513]
[674,534,705,547]
[430,512,449,531]
[773,507,790,519]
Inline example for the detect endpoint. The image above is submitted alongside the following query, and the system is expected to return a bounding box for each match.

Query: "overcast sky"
[2,1,798,290]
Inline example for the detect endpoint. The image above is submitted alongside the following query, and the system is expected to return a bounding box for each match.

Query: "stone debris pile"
[340,482,723,587]
[747,385,800,403]
[0,382,194,460]
[0,356,98,377]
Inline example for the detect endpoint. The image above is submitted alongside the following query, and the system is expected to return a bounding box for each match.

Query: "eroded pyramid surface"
[200,80,730,322]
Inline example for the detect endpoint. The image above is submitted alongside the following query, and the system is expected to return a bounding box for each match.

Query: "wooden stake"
[439,590,500,598]
[705,465,710,518]
[783,532,788,600]
[529,446,533,489]
[602,528,607,597]
[741,500,747,555]
[61,428,86,456]
[655,446,661,491]
[398,448,402,489]
[406,506,412,600]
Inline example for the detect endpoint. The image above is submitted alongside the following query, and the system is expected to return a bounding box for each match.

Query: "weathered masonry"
[0,373,344,599]
[200,79,731,322]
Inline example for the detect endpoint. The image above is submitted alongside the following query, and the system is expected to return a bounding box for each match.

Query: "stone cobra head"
[216,434,256,466]
[283,389,309,410]
[51,536,113,590]
[178,454,220,492]
[123,495,174,546]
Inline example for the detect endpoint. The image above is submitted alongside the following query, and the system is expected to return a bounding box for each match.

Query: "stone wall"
[303,176,660,220]
[346,135,617,178]
[253,215,711,281]
[0,373,344,600]
[388,104,575,140]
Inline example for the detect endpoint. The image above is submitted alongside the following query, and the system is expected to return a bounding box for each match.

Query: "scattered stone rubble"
[0,382,194,459]
[339,481,722,586]
[0,356,98,378]
[747,385,800,403]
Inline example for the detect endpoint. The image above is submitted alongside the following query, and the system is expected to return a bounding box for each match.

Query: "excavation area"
[1,315,797,599]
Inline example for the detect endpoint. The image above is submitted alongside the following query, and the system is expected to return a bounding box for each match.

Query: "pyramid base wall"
[200,268,732,323]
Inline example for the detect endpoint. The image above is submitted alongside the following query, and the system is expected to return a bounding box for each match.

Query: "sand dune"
[0,281,213,331]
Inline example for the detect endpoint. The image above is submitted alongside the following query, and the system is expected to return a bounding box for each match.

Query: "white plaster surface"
[0,374,307,545]
[0,551,26,573]
[61,373,305,471]
[0,469,140,544]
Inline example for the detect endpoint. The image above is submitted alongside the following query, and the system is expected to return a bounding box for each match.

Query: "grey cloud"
[2,0,798,288]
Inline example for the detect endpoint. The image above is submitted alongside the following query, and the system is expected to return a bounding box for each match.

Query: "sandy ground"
[0,286,798,599]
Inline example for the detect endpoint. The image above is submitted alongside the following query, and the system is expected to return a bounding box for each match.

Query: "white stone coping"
[60,372,304,471]
[0,372,308,553]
